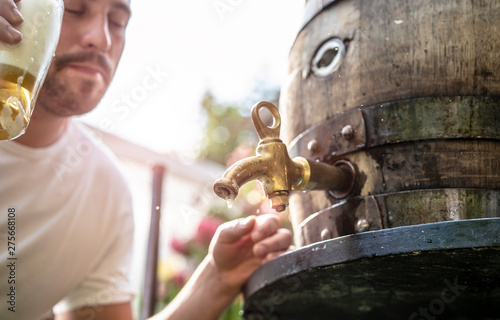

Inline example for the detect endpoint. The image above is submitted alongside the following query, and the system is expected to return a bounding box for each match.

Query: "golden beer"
[0,0,63,141]
[0,65,36,140]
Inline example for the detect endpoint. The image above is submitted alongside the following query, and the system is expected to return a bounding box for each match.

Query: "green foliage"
[155,90,281,320]
[199,93,258,165]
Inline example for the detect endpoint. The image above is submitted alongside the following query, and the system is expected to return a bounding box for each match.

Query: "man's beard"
[37,75,101,117]
[36,51,113,117]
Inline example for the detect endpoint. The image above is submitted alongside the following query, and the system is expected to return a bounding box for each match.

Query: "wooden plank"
[281,0,500,142]
[280,0,500,242]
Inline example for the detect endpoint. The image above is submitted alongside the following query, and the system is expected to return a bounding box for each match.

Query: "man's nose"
[80,15,112,51]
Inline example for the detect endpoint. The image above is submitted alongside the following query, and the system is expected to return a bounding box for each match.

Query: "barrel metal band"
[288,96,500,160]
[299,188,500,246]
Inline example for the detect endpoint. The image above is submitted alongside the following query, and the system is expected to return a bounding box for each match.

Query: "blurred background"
[82,0,304,156]
[79,1,305,318]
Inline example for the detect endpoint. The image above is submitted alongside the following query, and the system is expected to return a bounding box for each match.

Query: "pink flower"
[194,216,224,246]
[170,272,187,288]
[170,237,189,255]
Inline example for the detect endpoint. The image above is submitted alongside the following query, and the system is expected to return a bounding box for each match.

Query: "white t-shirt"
[0,120,135,319]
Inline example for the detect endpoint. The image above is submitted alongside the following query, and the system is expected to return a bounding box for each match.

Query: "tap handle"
[251,101,281,141]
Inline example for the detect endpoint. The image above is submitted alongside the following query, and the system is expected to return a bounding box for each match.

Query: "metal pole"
[140,164,166,320]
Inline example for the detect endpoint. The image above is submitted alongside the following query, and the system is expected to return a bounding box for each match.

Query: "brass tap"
[213,101,355,212]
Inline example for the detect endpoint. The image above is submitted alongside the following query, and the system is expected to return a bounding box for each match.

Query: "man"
[0,0,292,319]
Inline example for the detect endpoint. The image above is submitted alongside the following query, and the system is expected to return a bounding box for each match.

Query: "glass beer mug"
[0,0,64,140]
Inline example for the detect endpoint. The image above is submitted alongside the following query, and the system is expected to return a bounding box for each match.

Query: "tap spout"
[213,141,310,212]
[213,101,356,212]
[213,155,266,204]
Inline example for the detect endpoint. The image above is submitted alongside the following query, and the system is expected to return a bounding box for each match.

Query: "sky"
[80,0,305,156]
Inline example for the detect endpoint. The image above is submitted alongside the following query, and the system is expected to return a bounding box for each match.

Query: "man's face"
[38,0,131,117]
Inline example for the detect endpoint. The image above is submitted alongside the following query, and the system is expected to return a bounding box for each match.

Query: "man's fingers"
[216,216,256,244]
[0,0,23,25]
[250,214,280,243]
[253,228,293,258]
[0,20,22,44]
[0,0,24,44]
[249,214,291,258]
[262,245,295,263]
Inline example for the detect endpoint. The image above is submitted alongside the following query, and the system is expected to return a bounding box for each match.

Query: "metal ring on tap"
[327,159,356,199]
[251,101,282,142]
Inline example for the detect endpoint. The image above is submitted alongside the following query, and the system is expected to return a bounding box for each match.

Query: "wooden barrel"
[280,0,500,246]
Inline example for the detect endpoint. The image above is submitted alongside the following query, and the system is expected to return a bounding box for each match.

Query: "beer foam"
[0,97,25,138]
[0,0,63,77]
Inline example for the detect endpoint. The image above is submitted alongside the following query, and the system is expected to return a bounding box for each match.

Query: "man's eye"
[109,12,129,29]
[65,8,84,15]
[110,19,127,28]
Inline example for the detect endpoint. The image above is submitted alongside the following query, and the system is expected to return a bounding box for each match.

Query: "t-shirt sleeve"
[52,202,135,314]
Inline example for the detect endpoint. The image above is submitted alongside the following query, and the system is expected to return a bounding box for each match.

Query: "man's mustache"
[53,52,113,76]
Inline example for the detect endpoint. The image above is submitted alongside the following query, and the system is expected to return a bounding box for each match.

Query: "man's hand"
[0,0,23,44]
[149,214,293,320]
[209,214,293,295]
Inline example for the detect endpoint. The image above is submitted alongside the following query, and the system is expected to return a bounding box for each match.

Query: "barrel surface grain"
[279,0,500,246]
